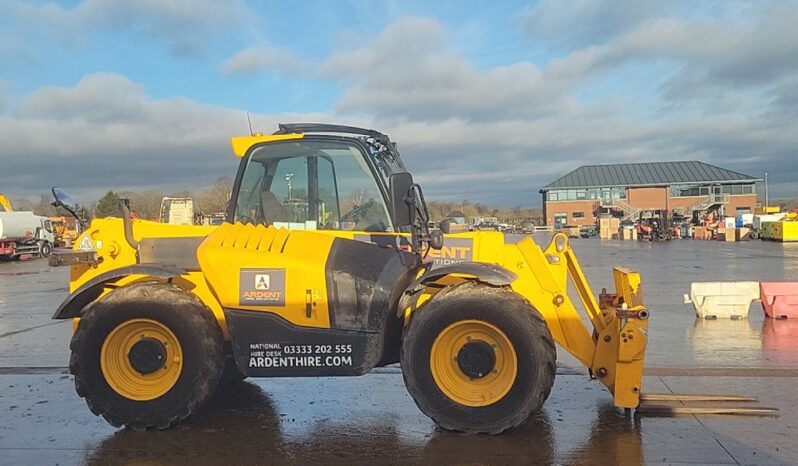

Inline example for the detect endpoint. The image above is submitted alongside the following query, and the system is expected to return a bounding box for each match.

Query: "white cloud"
[545,2,798,96]
[320,17,574,121]
[0,73,336,200]
[519,0,669,49]
[4,0,249,55]
[19,73,148,123]
[220,46,311,76]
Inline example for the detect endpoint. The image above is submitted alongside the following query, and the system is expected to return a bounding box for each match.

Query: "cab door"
[224,138,408,331]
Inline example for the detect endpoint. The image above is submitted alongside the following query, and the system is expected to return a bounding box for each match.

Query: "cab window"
[234,140,392,232]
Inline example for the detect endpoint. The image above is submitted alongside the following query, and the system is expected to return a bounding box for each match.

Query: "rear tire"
[69,282,224,430]
[221,355,248,383]
[401,282,556,434]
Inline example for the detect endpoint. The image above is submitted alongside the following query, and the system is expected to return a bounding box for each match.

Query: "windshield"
[234,139,393,232]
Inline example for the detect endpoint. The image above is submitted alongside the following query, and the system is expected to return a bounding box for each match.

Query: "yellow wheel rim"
[100,318,183,401]
[430,319,518,407]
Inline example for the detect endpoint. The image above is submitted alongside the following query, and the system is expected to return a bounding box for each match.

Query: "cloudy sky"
[1,0,796,206]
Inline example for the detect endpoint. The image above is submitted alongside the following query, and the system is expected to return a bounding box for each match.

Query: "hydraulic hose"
[118,200,140,253]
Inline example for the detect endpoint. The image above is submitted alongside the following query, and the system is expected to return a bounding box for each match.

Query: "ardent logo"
[240,268,286,307]
[255,274,270,290]
[243,291,282,298]
[353,235,474,269]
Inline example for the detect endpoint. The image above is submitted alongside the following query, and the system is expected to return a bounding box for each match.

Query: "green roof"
[540,161,761,191]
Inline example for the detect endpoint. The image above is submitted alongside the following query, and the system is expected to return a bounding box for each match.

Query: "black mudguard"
[407,262,517,289]
[398,262,518,315]
[52,264,186,319]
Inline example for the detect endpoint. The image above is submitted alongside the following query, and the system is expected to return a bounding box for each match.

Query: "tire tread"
[69,282,224,430]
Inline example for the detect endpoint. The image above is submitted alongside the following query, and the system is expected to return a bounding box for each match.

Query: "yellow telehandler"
[50,124,648,434]
[0,193,12,212]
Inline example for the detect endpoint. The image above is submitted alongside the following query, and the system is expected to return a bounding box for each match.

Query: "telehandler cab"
[50,124,649,434]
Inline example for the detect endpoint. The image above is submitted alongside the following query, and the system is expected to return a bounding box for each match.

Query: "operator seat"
[260,191,293,224]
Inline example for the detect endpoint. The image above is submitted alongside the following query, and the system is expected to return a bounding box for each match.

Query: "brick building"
[540,161,761,228]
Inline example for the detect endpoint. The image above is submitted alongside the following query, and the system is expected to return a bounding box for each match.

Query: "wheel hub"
[429,319,518,407]
[101,318,183,401]
[457,340,496,379]
[127,337,167,375]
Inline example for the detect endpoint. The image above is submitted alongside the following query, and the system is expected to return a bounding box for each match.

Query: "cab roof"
[230,123,393,158]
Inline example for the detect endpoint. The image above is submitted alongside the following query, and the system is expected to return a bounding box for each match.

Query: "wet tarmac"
[1,237,797,465]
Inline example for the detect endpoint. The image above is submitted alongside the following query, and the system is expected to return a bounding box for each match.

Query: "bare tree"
[195,177,233,214]
[118,190,166,220]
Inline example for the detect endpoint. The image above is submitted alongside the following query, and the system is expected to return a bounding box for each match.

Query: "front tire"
[38,241,51,258]
[401,282,556,434]
[69,282,224,430]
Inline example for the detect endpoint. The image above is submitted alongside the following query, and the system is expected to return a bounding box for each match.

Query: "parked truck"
[159,197,195,225]
[0,211,55,259]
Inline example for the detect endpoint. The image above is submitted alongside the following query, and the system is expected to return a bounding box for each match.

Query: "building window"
[736,207,751,214]
[548,187,628,201]
[721,184,754,195]
[671,183,755,197]
[723,184,755,195]
[671,184,712,197]
[572,212,585,219]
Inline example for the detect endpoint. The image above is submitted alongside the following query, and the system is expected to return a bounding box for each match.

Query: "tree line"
[425,200,542,224]
[12,177,234,220]
[12,177,543,225]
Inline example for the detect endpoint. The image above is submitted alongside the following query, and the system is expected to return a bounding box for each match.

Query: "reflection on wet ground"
[1,238,797,465]
[78,381,652,466]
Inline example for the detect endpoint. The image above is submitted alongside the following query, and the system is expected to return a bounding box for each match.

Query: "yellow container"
[772,221,798,242]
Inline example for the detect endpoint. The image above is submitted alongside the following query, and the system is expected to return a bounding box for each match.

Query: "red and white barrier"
[684,282,760,319]
[760,282,798,319]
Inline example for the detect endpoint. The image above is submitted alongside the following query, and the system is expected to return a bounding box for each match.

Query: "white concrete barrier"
[684,281,760,319]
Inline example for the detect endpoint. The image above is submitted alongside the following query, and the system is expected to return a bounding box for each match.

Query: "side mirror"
[51,186,88,229]
[429,230,444,250]
[51,187,78,212]
[389,172,416,228]
[439,218,452,234]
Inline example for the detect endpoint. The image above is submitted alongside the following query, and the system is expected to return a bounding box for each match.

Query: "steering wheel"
[340,199,376,224]
[237,212,258,225]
